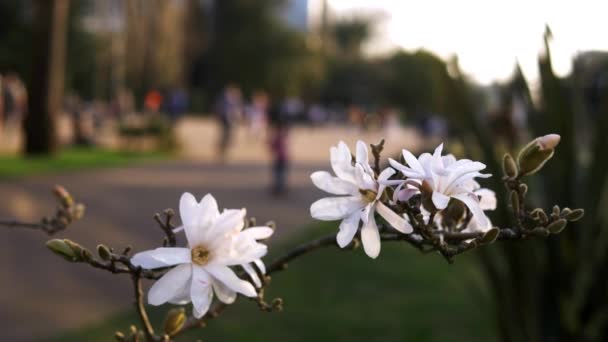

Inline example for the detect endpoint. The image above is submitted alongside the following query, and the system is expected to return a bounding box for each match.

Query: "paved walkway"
[0,120,422,341]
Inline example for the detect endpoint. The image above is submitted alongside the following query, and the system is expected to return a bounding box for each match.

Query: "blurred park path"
[0,119,422,341]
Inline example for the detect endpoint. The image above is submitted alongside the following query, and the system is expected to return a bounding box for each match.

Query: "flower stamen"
[191,245,211,266]
[359,189,377,203]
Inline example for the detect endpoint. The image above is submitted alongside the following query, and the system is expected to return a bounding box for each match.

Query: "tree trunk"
[23,0,70,155]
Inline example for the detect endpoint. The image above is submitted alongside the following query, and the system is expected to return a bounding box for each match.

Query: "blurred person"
[245,90,269,139]
[282,96,303,121]
[214,85,242,161]
[65,93,94,146]
[144,89,163,114]
[167,87,189,122]
[2,72,27,126]
[268,104,289,196]
[307,103,328,127]
[112,87,135,119]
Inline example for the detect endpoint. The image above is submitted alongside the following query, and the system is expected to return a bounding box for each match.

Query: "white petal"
[376,168,396,199]
[208,208,246,241]
[452,192,489,227]
[376,201,413,234]
[310,196,364,221]
[310,171,358,195]
[389,158,422,178]
[241,226,274,240]
[212,278,237,304]
[253,259,266,274]
[179,192,199,227]
[432,191,451,210]
[330,142,356,183]
[148,264,192,306]
[361,210,380,258]
[476,188,497,211]
[206,265,257,297]
[355,164,376,191]
[402,149,425,175]
[242,263,262,288]
[191,266,213,318]
[336,211,360,247]
[356,140,369,164]
[131,248,191,269]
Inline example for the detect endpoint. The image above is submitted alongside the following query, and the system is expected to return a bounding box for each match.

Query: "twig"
[132,269,157,341]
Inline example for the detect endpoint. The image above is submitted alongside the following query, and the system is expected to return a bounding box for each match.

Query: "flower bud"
[72,203,86,220]
[547,219,568,234]
[46,239,79,262]
[480,228,499,244]
[163,308,186,336]
[518,184,528,197]
[97,244,112,261]
[517,134,560,177]
[420,180,437,212]
[53,185,73,208]
[502,154,518,178]
[565,208,584,222]
[114,331,126,341]
[538,134,561,150]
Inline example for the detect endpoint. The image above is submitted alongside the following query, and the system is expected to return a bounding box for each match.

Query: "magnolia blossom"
[131,193,272,318]
[461,186,497,234]
[310,141,412,258]
[389,144,491,227]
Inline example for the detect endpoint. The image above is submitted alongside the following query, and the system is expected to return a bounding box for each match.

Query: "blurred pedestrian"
[268,105,289,196]
[215,85,242,161]
[245,90,268,139]
[144,89,163,114]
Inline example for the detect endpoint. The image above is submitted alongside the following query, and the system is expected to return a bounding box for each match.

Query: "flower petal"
[311,171,358,195]
[376,201,413,234]
[179,192,199,227]
[253,259,266,274]
[212,277,237,304]
[356,140,369,165]
[402,148,425,175]
[148,264,192,306]
[191,266,213,318]
[206,265,257,297]
[361,210,380,258]
[432,191,451,210]
[476,188,497,211]
[131,248,191,269]
[452,192,489,227]
[336,211,360,247]
[310,196,364,221]
[355,164,376,191]
[208,208,246,242]
[389,158,422,178]
[330,142,356,183]
[376,168,396,199]
[242,262,262,288]
[181,193,220,246]
[241,227,274,240]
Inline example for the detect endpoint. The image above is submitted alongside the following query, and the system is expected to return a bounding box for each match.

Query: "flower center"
[191,245,211,266]
[359,189,377,203]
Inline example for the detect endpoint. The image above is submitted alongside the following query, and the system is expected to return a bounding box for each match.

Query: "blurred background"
[1,0,607,341]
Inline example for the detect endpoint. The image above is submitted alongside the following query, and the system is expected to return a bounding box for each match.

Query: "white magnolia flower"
[131,193,272,318]
[461,186,497,234]
[310,141,412,258]
[389,144,491,227]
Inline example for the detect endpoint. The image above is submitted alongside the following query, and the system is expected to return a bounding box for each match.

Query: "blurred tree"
[23,0,70,155]
[331,15,373,58]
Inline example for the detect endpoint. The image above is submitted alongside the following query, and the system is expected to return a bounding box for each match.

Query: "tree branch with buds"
[2,135,582,341]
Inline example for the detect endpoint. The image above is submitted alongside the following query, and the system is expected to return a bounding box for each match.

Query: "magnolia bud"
[53,185,73,208]
[46,239,78,262]
[72,203,86,220]
[517,134,560,176]
[97,244,112,261]
[502,154,518,178]
[538,134,561,150]
[480,228,499,244]
[114,331,126,341]
[565,208,584,222]
[547,219,568,234]
[163,308,186,336]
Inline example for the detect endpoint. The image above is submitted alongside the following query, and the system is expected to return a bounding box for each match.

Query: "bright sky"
[324,0,608,84]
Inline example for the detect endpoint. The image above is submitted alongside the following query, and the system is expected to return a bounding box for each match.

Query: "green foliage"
[0,148,166,179]
[47,222,496,342]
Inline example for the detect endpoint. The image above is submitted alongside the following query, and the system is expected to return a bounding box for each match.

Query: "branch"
[0,185,84,235]
[132,270,157,341]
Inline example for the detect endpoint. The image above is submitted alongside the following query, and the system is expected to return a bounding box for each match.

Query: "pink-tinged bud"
[537,134,560,150]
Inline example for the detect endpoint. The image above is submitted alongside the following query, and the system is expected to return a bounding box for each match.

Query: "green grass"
[46,222,497,342]
[0,147,167,178]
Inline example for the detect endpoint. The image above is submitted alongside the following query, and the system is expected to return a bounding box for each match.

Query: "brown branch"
[132,270,157,341]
